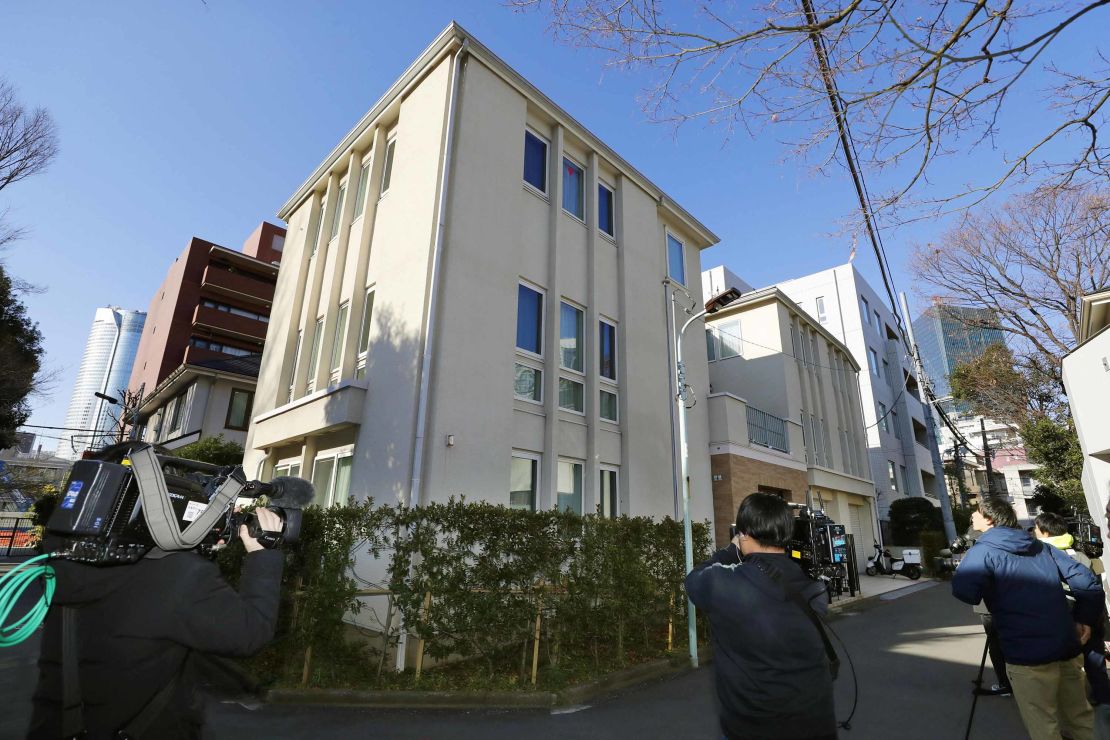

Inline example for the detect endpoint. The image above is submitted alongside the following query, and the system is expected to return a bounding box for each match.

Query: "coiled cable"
[0,553,57,647]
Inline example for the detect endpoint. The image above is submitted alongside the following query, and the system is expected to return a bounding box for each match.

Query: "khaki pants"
[1008,656,1095,740]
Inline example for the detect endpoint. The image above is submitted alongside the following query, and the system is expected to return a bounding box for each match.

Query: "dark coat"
[952,526,1103,666]
[685,548,837,740]
[28,545,283,739]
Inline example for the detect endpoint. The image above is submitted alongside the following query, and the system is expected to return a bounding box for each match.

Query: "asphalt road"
[4,576,1030,739]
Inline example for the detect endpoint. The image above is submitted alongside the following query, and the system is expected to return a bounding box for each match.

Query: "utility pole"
[953,444,969,509]
[980,418,994,496]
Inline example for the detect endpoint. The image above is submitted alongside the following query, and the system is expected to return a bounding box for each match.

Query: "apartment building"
[702,281,878,562]
[912,302,1006,400]
[936,411,1039,519]
[776,265,946,532]
[243,24,718,534]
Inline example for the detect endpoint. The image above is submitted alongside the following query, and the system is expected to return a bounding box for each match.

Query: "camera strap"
[128,445,243,551]
[750,557,840,680]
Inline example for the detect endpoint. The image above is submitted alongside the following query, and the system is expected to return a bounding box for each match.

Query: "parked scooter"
[865,543,922,580]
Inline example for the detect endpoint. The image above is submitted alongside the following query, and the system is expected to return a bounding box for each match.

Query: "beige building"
[243,24,718,535]
[703,283,878,564]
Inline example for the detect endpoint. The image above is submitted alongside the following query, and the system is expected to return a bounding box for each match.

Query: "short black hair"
[1035,511,1069,537]
[736,493,794,548]
[978,496,1018,529]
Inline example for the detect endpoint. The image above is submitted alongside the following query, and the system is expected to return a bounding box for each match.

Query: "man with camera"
[27,508,284,739]
[685,492,837,740]
[953,496,1103,740]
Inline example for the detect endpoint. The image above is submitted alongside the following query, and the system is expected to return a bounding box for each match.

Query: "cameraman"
[27,508,284,739]
[685,493,837,740]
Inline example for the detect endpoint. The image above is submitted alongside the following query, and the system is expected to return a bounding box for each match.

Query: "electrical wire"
[0,553,57,647]
[826,618,859,730]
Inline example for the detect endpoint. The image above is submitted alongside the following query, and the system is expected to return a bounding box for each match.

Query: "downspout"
[408,39,468,510]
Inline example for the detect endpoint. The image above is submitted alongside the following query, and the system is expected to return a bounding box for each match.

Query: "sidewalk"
[829,572,938,610]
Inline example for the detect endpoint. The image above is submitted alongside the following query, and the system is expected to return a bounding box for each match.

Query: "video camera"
[786,504,855,598]
[45,441,313,565]
[933,535,973,576]
[1067,515,1103,560]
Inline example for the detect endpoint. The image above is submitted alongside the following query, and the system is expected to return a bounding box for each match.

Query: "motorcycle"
[865,543,922,580]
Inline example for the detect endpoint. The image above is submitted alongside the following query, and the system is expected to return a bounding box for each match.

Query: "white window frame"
[557,457,585,515]
[522,127,550,197]
[599,388,618,423]
[379,135,397,196]
[329,301,350,384]
[330,179,347,242]
[355,287,375,379]
[558,377,586,415]
[510,450,541,512]
[311,446,355,507]
[599,464,620,518]
[559,299,585,374]
[516,280,546,361]
[878,402,889,432]
[888,460,899,491]
[815,296,827,324]
[306,317,324,394]
[561,155,586,222]
[666,229,686,285]
[598,180,616,239]
[867,347,880,377]
[273,455,304,481]
[352,156,371,221]
[310,197,327,256]
[599,316,618,383]
[287,329,302,403]
[514,360,543,405]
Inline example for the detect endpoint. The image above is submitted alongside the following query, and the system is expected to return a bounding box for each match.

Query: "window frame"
[599,317,618,382]
[867,347,880,377]
[379,136,397,196]
[558,377,585,414]
[878,402,889,432]
[515,281,546,360]
[329,180,347,241]
[513,361,543,405]
[522,128,549,196]
[224,388,255,431]
[598,180,615,237]
[559,300,585,374]
[287,329,302,403]
[355,288,375,380]
[561,156,585,221]
[510,450,541,512]
[599,388,618,423]
[311,197,327,256]
[305,317,324,394]
[352,158,371,220]
[666,231,686,285]
[888,460,899,491]
[311,447,355,507]
[329,302,350,383]
[815,296,827,324]
[557,457,584,515]
[599,465,620,518]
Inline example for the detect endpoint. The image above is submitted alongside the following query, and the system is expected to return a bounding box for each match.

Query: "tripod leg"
[965,635,991,740]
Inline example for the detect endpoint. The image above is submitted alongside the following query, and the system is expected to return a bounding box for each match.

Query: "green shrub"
[889,498,944,545]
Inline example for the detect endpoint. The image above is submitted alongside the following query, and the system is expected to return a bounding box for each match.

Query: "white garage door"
[848,504,869,569]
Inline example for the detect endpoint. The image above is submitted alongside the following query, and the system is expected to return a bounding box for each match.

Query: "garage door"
[848,504,869,569]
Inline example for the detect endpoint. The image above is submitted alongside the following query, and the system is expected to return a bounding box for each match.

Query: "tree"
[0,265,42,449]
[173,435,244,467]
[911,185,1110,386]
[889,497,944,546]
[0,78,59,250]
[514,1,1110,219]
[100,387,146,447]
[949,344,1064,425]
[1021,416,1086,512]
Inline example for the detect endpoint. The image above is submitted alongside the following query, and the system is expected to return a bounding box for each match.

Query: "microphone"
[266,476,316,509]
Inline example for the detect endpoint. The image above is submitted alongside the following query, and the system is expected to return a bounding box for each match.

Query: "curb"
[828,578,939,613]
[264,647,713,710]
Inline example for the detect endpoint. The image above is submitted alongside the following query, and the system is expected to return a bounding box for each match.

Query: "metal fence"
[746,406,789,453]
[0,512,37,557]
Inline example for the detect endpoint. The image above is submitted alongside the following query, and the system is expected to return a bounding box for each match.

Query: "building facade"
[775,265,946,532]
[137,355,260,451]
[57,307,146,458]
[911,303,1005,400]
[936,411,1039,519]
[243,24,717,536]
[703,284,878,563]
[128,222,284,398]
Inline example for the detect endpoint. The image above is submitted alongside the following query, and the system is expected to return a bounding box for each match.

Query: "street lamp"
[669,282,743,668]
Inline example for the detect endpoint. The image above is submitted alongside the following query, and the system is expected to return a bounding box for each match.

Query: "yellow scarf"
[1041,533,1075,551]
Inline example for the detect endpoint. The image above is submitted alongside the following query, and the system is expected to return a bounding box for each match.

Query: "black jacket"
[685,548,836,740]
[28,545,283,739]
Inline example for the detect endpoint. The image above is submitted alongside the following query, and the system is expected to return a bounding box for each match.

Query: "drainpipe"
[395,38,467,673]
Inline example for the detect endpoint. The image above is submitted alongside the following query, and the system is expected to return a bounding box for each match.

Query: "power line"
[19,424,109,433]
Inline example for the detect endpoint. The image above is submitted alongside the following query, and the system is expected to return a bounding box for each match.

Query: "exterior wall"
[57,307,146,458]
[142,371,256,451]
[711,453,808,545]
[1063,326,1110,567]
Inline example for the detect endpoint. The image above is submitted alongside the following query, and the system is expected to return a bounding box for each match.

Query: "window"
[878,402,889,432]
[510,453,539,511]
[169,390,187,435]
[600,467,619,518]
[225,389,254,430]
[816,296,827,324]
[890,408,900,439]
[355,289,374,379]
[523,130,547,193]
[380,137,396,194]
[329,303,349,378]
[667,233,685,284]
[353,161,370,219]
[272,461,301,479]
[311,457,335,506]
[560,302,584,371]
[599,320,617,380]
[706,329,717,361]
[716,320,742,359]
[867,347,880,376]
[557,459,583,514]
[900,464,910,495]
[330,182,347,240]
[288,330,302,403]
[514,363,542,402]
[888,461,898,491]
[562,158,584,219]
[559,378,584,412]
[598,182,614,236]
[860,296,870,324]
[516,283,544,355]
[189,337,256,357]
[306,317,324,392]
[200,299,269,323]
[600,390,618,422]
[311,198,327,256]
[874,310,881,331]
[311,452,353,507]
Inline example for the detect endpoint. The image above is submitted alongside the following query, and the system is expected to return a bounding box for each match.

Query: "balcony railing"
[746,406,789,453]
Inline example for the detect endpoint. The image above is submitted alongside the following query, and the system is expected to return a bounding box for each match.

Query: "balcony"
[192,304,268,342]
[201,265,274,306]
[251,381,366,450]
[746,406,789,453]
[707,393,805,468]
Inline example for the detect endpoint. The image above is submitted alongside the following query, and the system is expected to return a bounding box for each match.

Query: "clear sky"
[2,2,1104,435]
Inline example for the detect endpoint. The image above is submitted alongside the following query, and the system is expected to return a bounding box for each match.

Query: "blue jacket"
[952,526,1103,666]
[686,548,836,740]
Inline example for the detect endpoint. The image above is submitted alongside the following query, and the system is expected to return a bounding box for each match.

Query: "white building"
[243,24,718,536]
[1062,288,1110,552]
[57,307,146,458]
[775,265,946,533]
[935,411,1039,519]
[702,282,878,563]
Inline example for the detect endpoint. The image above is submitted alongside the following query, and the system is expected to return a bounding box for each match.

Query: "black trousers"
[981,614,1010,689]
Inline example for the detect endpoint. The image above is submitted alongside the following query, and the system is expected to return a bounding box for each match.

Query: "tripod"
[965,634,990,739]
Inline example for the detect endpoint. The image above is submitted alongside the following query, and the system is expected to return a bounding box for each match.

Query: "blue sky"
[2,2,1104,433]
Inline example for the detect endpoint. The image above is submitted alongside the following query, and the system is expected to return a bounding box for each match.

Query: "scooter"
[865,543,922,580]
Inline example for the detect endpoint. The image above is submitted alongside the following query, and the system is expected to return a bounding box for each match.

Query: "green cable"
[0,553,56,647]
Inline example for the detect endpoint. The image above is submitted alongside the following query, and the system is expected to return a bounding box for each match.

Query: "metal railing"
[0,512,37,557]
[746,406,789,453]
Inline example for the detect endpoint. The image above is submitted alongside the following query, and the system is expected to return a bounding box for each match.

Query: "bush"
[889,497,944,545]
[919,530,947,577]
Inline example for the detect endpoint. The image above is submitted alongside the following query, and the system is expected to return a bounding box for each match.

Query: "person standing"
[953,497,1103,740]
[685,493,837,740]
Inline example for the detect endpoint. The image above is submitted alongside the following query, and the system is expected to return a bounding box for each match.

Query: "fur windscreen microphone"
[266,477,315,509]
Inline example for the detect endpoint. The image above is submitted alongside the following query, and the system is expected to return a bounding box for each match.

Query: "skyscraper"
[57,307,146,458]
[911,303,1005,399]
